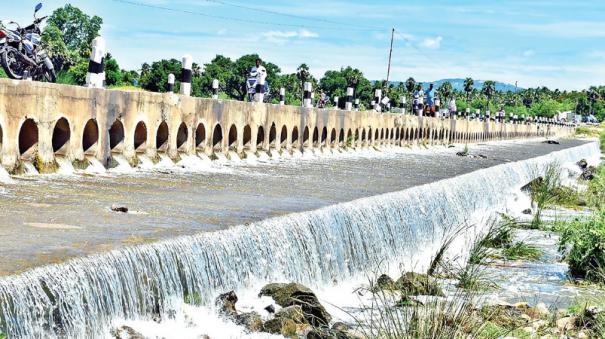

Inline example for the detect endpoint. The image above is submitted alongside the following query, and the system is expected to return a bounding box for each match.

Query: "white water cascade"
[0,142,600,338]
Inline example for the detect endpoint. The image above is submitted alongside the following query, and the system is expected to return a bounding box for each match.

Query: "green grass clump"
[586,164,605,210]
[502,241,543,261]
[559,210,605,283]
[528,162,562,229]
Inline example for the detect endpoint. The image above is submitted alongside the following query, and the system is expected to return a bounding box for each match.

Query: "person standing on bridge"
[425,83,435,117]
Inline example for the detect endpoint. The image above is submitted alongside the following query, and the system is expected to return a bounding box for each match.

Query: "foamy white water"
[0,141,598,338]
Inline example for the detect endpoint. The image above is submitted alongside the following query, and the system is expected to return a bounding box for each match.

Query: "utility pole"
[386,28,395,93]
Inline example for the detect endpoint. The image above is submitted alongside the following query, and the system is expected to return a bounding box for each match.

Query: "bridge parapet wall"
[0,79,572,172]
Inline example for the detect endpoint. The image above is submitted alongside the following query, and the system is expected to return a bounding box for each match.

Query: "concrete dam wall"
[0,78,572,173]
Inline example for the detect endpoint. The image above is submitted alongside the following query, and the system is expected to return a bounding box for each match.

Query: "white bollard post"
[374,89,382,112]
[212,79,219,100]
[345,87,354,111]
[254,73,266,103]
[333,96,339,109]
[303,82,312,108]
[354,99,359,111]
[167,74,175,92]
[86,36,106,88]
[180,54,192,96]
[279,88,285,105]
[399,96,406,114]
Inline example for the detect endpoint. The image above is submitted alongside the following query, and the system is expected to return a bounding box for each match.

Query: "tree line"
[3,4,604,121]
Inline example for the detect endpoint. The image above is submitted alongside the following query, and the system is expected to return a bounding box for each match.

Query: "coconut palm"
[463,77,474,103]
[481,80,497,110]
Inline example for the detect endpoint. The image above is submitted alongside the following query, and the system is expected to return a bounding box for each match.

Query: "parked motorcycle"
[0,3,56,82]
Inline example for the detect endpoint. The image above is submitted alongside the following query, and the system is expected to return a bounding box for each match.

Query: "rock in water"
[577,159,588,169]
[234,311,263,332]
[522,208,532,215]
[543,140,560,145]
[375,274,396,290]
[111,325,146,339]
[395,272,445,296]
[262,305,307,335]
[264,304,275,314]
[215,290,238,315]
[259,283,332,327]
[581,166,596,180]
[111,204,129,213]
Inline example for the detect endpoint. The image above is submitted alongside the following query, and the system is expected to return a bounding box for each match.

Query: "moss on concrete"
[34,153,58,174]
[71,159,89,170]
[128,155,141,168]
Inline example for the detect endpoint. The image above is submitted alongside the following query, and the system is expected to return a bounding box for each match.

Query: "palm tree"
[405,77,416,94]
[437,81,453,103]
[481,80,496,111]
[463,77,474,104]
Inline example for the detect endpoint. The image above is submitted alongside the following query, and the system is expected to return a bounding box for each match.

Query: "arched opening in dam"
[228,125,237,151]
[242,125,252,150]
[18,118,38,159]
[82,119,99,155]
[212,124,223,152]
[134,121,147,152]
[280,125,287,148]
[302,126,310,148]
[361,129,366,144]
[109,120,125,153]
[156,122,169,153]
[268,123,276,149]
[345,129,351,147]
[195,123,206,151]
[291,127,299,149]
[321,127,328,147]
[312,127,319,147]
[256,126,265,149]
[330,128,336,146]
[368,128,373,143]
[338,129,345,147]
[52,118,71,155]
[176,123,188,152]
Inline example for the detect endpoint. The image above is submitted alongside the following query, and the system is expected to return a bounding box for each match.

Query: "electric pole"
[386,28,395,93]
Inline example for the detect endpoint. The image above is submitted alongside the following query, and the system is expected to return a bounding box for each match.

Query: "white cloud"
[420,36,442,49]
[261,29,319,44]
[522,49,535,57]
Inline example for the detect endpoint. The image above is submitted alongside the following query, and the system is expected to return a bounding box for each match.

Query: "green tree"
[463,77,474,102]
[481,80,496,110]
[46,4,102,54]
[139,59,182,92]
[437,81,453,102]
[405,77,416,94]
[104,53,122,86]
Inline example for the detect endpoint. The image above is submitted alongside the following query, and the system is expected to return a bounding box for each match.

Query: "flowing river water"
[0,139,600,338]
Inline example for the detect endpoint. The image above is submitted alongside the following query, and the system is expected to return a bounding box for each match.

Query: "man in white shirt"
[250,58,267,102]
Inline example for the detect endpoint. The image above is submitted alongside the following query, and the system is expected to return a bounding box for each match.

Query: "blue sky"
[6,0,605,90]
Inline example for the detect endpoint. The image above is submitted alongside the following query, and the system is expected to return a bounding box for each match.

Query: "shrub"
[559,210,605,282]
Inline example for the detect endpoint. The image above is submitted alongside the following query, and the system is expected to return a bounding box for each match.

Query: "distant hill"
[382,78,523,92]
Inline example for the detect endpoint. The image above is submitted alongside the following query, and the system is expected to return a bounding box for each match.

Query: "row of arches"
[11,117,548,161]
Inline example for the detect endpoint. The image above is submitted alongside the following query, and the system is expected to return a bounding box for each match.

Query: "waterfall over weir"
[0,142,600,338]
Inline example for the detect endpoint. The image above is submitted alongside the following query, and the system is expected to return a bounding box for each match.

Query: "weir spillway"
[0,139,599,338]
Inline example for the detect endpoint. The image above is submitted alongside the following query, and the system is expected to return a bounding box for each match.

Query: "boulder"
[581,166,596,180]
[522,208,532,215]
[234,311,263,332]
[521,177,543,193]
[395,272,445,296]
[264,304,275,314]
[375,274,396,290]
[456,151,468,157]
[556,316,577,331]
[215,290,238,315]
[111,325,146,339]
[577,159,588,169]
[543,140,560,145]
[259,283,331,327]
[262,305,306,335]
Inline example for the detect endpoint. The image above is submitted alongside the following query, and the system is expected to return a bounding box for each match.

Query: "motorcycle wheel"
[1,46,25,80]
[43,68,56,83]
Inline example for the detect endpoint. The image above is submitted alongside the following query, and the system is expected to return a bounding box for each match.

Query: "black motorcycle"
[0,3,56,82]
